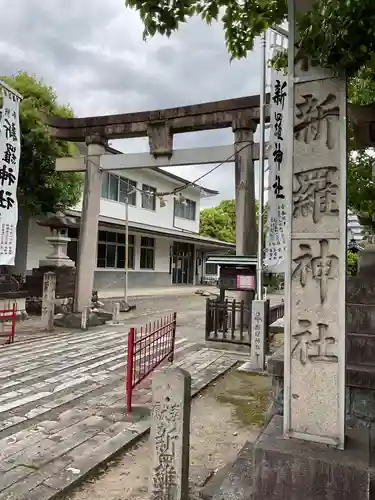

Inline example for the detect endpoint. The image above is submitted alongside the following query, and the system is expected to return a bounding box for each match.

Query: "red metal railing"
[0,304,17,345]
[126,312,177,412]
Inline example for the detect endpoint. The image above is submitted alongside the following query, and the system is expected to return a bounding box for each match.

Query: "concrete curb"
[47,358,238,500]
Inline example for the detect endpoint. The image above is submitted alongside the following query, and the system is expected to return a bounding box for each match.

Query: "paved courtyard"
[0,290,283,499]
[0,322,245,500]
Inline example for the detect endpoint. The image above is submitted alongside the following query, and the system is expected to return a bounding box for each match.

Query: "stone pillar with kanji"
[282,35,346,447]
[250,3,371,500]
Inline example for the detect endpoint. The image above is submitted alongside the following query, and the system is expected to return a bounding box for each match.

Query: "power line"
[84,142,252,198]
[167,142,251,195]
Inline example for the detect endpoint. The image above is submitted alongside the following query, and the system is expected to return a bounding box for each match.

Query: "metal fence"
[269,302,284,325]
[205,298,285,347]
[126,312,177,412]
[0,304,17,344]
[205,298,252,346]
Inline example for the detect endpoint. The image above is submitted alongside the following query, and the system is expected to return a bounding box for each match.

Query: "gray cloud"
[0,0,264,206]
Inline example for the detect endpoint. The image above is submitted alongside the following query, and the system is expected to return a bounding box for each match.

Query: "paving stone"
[0,460,66,500]
[13,483,59,500]
[43,426,149,491]
[0,325,240,500]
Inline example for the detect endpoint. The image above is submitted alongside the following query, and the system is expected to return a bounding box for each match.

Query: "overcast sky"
[0,0,267,208]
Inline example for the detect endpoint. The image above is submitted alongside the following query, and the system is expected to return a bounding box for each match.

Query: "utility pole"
[256,30,267,301]
[247,30,269,372]
[124,188,136,303]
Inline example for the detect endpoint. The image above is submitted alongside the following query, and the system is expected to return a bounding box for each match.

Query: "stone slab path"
[0,327,242,500]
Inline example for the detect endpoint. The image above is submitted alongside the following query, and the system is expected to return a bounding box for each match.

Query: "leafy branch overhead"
[125,0,375,232]
[125,0,375,78]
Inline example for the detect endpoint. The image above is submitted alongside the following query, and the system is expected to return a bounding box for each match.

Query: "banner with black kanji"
[264,44,288,272]
[0,86,21,265]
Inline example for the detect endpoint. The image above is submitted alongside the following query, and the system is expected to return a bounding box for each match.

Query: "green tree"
[124,0,375,234]
[345,69,375,232]
[200,200,236,242]
[200,199,268,242]
[347,251,358,276]
[125,0,375,78]
[1,72,83,215]
[347,151,375,233]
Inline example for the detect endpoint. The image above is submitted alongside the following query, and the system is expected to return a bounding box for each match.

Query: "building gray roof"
[66,208,235,249]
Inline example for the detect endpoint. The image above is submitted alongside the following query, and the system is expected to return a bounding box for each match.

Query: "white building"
[347,210,366,242]
[19,146,234,291]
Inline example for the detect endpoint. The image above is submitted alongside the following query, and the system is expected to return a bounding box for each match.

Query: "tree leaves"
[125,0,375,76]
[125,0,287,60]
[199,199,267,242]
[347,251,358,276]
[1,72,83,215]
[347,151,375,233]
[298,0,375,77]
[200,200,236,242]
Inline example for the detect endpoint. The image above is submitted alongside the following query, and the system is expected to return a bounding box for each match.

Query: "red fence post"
[10,303,16,344]
[169,312,177,363]
[126,327,135,413]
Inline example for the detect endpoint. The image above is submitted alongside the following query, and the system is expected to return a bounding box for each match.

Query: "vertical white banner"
[0,87,21,265]
[264,45,288,272]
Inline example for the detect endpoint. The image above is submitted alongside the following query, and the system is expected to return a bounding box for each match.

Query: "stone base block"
[118,300,136,313]
[39,257,75,267]
[54,311,109,329]
[237,361,264,373]
[252,415,371,500]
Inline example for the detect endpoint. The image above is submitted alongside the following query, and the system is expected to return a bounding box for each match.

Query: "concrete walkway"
[99,284,284,300]
[0,326,243,500]
[98,285,213,299]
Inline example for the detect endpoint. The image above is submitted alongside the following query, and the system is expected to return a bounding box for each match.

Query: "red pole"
[169,312,177,363]
[126,327,135,413]
[10,303,16,343]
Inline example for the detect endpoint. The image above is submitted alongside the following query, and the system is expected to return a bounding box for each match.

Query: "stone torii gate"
[47,95,266,312]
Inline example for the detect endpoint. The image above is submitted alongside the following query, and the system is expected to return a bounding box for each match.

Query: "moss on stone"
[213,369,272,428]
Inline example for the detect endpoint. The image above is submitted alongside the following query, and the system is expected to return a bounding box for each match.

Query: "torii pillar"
[232,117,258,313]
[75,134,107,312]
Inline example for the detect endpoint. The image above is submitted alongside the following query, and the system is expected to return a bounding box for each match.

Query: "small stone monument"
[149,366,191,500]
[250,300,267,370]
[41,271,56,331]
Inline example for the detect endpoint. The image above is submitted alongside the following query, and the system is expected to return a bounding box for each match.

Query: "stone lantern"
[37,208,76,268]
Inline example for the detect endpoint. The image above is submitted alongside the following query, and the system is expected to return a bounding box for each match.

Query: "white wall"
[26,217,173,274]
[72,168,202,233]
[174,215,198,233]
[126,234,170,273]
[26,219,52,270]
[154,237,171,273]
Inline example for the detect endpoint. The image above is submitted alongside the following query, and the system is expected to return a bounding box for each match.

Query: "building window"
[141,184,156,211]
[97,231,135,269]
[101,172,137,206]
[174,198,196,220]
[140,236,155,269]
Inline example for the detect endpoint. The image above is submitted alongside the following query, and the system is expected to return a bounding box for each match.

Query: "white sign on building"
[265,45,288,272]
[0,86,22,265]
